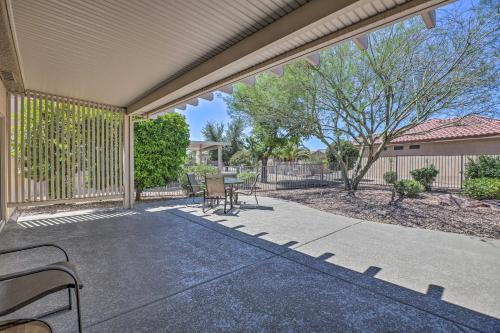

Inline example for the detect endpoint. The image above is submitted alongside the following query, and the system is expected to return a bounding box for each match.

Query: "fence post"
[274,165,278,190]
[460,154,464,189]
[395,155,399,181]
[320,165,324,186]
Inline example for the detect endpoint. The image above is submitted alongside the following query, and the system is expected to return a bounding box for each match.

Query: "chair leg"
[75,288,83,333]
[68,288,72,311]
[255,193,259,205]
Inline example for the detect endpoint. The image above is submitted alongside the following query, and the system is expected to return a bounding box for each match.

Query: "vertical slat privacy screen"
[6,92,125,206]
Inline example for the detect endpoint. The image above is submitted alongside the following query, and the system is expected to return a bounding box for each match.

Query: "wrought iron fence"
[141,154,499,198]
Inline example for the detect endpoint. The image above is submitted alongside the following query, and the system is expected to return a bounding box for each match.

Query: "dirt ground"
[262,187,500,239]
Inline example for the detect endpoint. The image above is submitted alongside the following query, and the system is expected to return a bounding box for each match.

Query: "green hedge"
[463,178,500,200]
[465,155,500,179]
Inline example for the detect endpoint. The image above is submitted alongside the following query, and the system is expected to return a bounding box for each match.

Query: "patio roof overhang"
[189,141,228,152]
[0,0,451,117]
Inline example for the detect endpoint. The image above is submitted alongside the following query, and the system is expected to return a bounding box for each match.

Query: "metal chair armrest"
[0,264,81,288]
[0,244,69,262]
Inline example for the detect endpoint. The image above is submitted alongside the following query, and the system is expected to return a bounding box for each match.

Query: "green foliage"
[383,171,398,185]
[134,113,190,199]
[273,141,310,162]
[201,119,246,162]
[463,178,500,200]
[394,179,424,198]
[229,150,254,166]
[237,171,257,183]
[465,155,500,179]
[326,141,359,170]
[410,165,439,191]
[179,164,219,191]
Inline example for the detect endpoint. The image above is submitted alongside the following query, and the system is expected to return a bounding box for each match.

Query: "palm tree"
[274,141,310,162]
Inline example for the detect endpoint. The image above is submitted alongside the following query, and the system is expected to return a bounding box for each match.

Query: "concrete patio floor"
[0,196,499,332]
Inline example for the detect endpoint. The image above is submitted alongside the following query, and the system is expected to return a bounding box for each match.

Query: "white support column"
[196,149,202,164]
[217,146,223,170]
[0,111,7,225]
[123,114,135,208]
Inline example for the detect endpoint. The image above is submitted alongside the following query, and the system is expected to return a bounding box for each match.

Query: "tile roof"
[390,115,500,144]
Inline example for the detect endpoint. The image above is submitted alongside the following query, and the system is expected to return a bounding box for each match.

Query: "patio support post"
[0,105,6,225]
[217,146,223,170]
[123,114,135,208]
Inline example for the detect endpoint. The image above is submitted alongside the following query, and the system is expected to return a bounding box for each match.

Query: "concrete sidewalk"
[0,196,498,332]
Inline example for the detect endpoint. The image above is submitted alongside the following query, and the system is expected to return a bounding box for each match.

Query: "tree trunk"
[261,157,268,183]
[135,189,142,202]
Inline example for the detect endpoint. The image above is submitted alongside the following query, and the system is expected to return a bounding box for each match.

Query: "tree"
[245,124,289,182]
[201,121,225,161]
[326,141,359,171]
[226,74,304,180]
[247,3,499,191]
[229,149,254,166]
[201,119,246,162]
[273,140,310,162]
[134,113,189,200]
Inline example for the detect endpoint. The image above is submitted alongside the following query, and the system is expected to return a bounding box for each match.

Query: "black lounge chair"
[236,172,260,206]
[0,244,83,333]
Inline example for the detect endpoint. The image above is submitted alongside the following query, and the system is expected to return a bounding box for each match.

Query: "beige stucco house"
[379,115,500,157]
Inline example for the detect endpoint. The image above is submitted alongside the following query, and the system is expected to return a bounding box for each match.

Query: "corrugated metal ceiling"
[10,0,308,106]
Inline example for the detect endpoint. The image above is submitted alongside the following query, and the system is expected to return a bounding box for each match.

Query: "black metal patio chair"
[235,172,260,206]
[0,244,83,333]
[185,173,204,206]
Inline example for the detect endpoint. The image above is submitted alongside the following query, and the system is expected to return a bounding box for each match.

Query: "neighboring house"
[378,115,500,157]
[311,149,327,160]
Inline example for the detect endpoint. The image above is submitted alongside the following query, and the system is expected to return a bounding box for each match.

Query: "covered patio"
[0,197,499,332]
[3,0,498,332]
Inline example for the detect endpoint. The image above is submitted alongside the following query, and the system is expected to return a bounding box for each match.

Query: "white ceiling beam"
[186,98,198,107]
[352,34,369,50]
[138,0,452,116]
[199,92,214,101]
[268,66,284,77]
[240,76,256,86]
[305,53,320,66]
[420,9,436,29]
[219,85,233,94]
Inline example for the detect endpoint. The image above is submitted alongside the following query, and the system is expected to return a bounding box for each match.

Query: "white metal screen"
[6,91,125,206]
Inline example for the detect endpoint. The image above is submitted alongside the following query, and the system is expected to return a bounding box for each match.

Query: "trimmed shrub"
[238,171,257,183]
[463,178,500,200]
[383,171,398,185]
[465,155,500,179]
[394,179,424,198]
[410,165,439,191]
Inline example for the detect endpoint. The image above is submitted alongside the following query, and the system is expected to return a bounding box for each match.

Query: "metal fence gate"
[6,91,125,206]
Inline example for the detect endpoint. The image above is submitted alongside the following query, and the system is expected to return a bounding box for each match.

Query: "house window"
[394,146,404,151]
[409,145,420,150]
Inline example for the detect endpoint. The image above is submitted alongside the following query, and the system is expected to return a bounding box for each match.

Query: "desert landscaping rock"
[263,187,500,239]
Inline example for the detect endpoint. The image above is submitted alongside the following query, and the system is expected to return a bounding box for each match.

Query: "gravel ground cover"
[263,187,500,239]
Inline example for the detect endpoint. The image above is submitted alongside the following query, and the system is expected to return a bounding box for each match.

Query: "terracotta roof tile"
[390,115,500,144]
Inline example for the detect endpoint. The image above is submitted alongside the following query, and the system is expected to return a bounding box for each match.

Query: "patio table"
[223,178,244,209]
